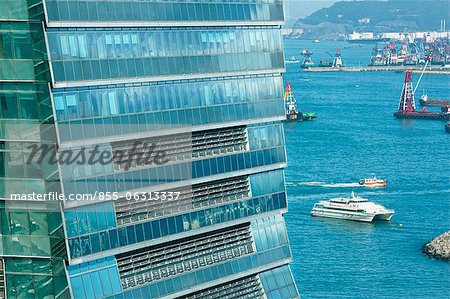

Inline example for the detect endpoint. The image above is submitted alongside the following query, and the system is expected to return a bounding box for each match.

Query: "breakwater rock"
[422,231,450,261]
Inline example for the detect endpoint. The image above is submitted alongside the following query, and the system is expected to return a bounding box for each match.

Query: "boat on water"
[311,192,395,222]
[419,94,449,107]
[359,175,387,187]
[285,56,299,63]
[445,124,450,133]
[283,82,316,122]
[313,40,320,43]
[319,60,333,67]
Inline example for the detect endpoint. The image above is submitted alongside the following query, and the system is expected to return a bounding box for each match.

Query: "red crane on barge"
[394,60,450,121]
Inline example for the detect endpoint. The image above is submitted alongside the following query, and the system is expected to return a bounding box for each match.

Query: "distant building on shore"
[282,29,304,39]
[347,32,388,43]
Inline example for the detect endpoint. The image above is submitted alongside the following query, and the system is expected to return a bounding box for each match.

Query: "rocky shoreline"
[422,231,450,261]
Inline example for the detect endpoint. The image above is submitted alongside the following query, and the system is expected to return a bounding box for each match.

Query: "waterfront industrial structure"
[300,50,314,68]
[369,38,450,67]
[0,0,299,298]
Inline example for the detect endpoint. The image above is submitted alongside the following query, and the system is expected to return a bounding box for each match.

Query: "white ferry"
[311,192,394,222]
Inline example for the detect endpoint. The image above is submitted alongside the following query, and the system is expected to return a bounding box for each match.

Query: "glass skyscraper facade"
[1,0,299,298]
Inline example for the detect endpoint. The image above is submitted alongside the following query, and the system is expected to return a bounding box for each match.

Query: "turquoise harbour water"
[282,40,450,299]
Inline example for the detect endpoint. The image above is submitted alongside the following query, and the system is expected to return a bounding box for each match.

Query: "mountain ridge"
[293,0,450,40]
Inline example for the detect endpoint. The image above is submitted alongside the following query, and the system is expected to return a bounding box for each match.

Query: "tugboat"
[311,192,394,222]
[359,174,387,187]
[283,82,316,122]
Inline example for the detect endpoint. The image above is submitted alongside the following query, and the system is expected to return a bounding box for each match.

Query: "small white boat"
[285,56,299,63]
[311,192,394,222]
[313,40,320,43]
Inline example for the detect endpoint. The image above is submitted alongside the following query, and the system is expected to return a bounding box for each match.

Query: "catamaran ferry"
[311,192,394,222]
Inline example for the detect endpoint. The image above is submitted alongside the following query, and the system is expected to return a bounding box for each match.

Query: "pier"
[302,65,450,75]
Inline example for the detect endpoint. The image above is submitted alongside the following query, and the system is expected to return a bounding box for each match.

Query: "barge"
[283,82,316,122]
[394,71,450,121]
[394,111,450,120]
